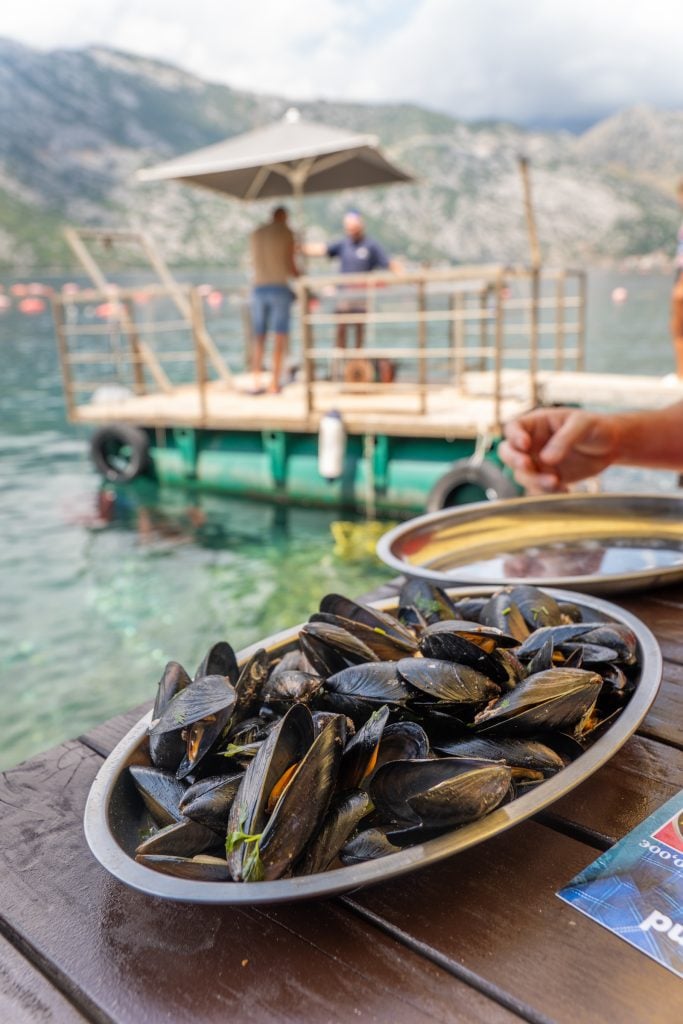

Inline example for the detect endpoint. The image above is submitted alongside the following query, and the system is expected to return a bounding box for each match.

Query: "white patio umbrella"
[136,108,413,202]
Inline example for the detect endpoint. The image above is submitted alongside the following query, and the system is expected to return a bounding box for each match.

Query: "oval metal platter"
[377,492,683,594]
[84,586,662,904]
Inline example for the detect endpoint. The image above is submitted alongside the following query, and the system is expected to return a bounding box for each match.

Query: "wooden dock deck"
[74,368,683,439]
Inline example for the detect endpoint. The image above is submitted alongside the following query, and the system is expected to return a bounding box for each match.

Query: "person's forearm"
[613,401,683,469]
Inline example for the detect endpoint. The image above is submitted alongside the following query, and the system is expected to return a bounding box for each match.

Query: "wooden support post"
[122,300,146,395]
[51,296,76,420]
[417,280,427,415]
[297,280,315,418]
[529,268,541,406]
[576,270,587,372]
[478,287,489,372]
[493,273,504,432]
[191,288,208,424]
[555,272,566,371]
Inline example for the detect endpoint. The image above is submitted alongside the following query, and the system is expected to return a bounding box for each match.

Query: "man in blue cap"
[304,210,398,349]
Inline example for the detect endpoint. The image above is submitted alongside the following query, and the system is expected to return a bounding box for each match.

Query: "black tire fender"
[426,459,518,512]
[90,424,151,483]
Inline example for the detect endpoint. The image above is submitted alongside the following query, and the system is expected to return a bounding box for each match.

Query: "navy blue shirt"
[327,235,389,272]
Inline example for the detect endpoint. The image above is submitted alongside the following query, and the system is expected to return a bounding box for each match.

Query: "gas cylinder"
[318,410,346,480]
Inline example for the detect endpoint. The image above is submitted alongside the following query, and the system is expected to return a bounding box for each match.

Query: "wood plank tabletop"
[1,582,682,1024]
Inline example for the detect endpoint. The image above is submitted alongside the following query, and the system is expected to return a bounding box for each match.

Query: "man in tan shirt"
[249,206,298,393]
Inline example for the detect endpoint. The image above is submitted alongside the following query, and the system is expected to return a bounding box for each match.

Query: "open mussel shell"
[418,624,512,685]
[179,773,244,832]
[370,757,512,828]
[581,623,637,664]
[254,716,345,881]
[194,641,239,684]
[149,661,192,770]
[338,705,390,790]
[433,737,565,774]
[309,611,418,659]
[474,667,602,735]
[298,790,374,875]
[136,854,230,881]
[299,621,379,677]
[397,657,500,704]
[319,592,417,648]
[150,674,237,736]
[129,766,186,827]
[226,704,314,881]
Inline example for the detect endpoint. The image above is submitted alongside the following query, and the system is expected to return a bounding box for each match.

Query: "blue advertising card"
[557,790,683,979]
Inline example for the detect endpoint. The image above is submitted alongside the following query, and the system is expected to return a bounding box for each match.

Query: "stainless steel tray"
[84,587,662,904]
[377,493,683,595]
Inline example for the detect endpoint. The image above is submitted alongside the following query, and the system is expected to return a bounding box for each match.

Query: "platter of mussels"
[84,582,662,904]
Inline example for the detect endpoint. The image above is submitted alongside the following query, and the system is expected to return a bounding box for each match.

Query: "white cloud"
[1,0,682,125]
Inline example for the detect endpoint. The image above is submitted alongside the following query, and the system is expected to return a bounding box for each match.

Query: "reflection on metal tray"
[83,587,661,905]
[377,493,683,594]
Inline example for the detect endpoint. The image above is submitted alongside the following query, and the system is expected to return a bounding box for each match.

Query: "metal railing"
[296,264,586,427]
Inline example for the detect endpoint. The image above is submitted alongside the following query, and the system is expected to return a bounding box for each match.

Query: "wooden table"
[1,582,682,1024]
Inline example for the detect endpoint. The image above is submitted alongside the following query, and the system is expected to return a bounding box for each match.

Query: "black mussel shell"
[433,737,565,774]
[474,667,602,735]
[179,772,244,832]
[194,641,239,684]
[339,827,402,865]
[319,593,417,647]
[309,612,417,659]
[226,704,314,881]
[526,638,555,675]
[339,705,391,790]
[505,585,563,629]
[370,757,512,828]
[150,674,237,735]
[397,657,499,703]
[136,853,230,881]
[419,625,511,685]
[312,710,352,740]
[398,578,458,627]
[326,662,410,704]
[299,621,379,677]
[479,592,530,642]
[230,649,270,728]
[135,818,218,857]
[129,766,186,827]
[581,624,637,664]
[375,721,431,769]
[449,597,487,620]
[149,661,192,770]
[299,790,373,876]
[516,624,598,659]
[254,716,345,881]
[261,670,323,705]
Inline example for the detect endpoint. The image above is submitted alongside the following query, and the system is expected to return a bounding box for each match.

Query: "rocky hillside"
[0,38,681,271]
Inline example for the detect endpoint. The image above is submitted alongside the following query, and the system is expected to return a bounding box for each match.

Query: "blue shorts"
[251,285,294,335]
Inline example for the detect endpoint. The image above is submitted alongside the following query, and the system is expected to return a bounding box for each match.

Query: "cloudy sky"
[1,0,682,127]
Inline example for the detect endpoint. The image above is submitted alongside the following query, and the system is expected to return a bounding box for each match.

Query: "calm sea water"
[0,266,678,770]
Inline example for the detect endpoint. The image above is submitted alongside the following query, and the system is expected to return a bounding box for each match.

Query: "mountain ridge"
[0,39,681,271]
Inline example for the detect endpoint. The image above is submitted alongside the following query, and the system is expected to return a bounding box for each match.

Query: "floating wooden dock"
[51,251,682,512]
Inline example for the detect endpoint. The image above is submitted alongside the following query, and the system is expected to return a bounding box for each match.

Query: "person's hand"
[498,408,621,494]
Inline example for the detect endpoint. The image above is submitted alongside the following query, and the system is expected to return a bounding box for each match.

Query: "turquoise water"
[0,267,678,770]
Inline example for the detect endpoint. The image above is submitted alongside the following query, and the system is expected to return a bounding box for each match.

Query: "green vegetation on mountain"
[0,39,680,271]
